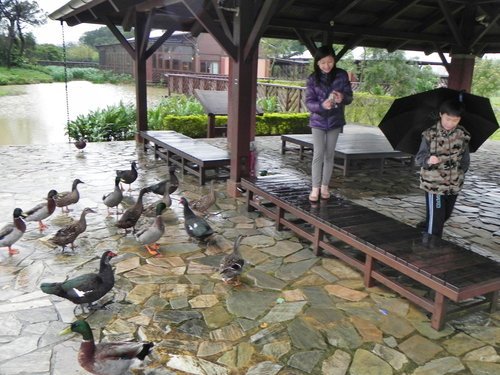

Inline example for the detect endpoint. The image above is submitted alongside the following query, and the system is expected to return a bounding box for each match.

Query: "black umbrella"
[379,87,499,154]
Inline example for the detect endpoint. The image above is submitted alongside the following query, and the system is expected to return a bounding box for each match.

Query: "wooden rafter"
[102,15,136,58]
[181,0,237,59]
[437,0,465,47]
[145,28,176,59]
[243,0,283,61]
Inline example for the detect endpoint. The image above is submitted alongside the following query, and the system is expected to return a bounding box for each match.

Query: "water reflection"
[0,81,166,145]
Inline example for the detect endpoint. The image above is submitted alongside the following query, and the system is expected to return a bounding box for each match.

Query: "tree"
[0,0,45,66]
[472,58,500,97]
[356,48,439,96]
[80,26,134,48]
[32,43,63,61]
[66,43,98,62]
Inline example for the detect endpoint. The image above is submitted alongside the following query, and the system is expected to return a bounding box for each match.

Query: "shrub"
[66,102,136,141]
[345,92,395,125]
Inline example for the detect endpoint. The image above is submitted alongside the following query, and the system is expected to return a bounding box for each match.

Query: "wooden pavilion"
[50,0,500,197]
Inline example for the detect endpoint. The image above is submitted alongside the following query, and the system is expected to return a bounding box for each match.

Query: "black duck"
[0,208,27,255]
[116,161,138,191]
[50,207,95,252]
[60,319,154,375]
[146,165,179,195]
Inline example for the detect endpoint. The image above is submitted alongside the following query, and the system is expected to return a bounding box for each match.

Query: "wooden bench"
[241,175,500,330]
[281,133,414,176]
[140,130,230,185]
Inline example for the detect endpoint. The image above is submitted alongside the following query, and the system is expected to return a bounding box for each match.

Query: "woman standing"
[305,46,353,202]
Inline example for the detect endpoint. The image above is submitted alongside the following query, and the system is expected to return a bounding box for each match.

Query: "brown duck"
[116,188,149,233]
[24,189,58,231]
[50,207,95,252]
[191,179,216,215]
[55,179,84,213]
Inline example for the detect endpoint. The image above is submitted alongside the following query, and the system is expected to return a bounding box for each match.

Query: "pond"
[0,81,166,145]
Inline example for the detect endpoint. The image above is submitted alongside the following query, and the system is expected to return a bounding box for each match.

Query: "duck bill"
[59,326,73,336]
[20,211,28,218]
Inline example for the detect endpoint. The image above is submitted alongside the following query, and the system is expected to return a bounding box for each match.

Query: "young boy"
[415,99,471,240]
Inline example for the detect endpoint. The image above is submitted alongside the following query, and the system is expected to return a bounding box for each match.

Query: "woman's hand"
[428,155,440,165]
[332,91,344,104]
[322,98,334,110]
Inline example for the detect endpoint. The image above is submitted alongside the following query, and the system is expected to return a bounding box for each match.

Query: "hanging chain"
[61,21,71,143]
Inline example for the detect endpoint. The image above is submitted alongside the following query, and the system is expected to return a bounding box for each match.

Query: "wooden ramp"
[141,130,230,185]
[281,133,414,176]
[241,174,500,330]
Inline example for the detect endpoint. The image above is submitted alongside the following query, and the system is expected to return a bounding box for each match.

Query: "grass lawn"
[0,66,52,85]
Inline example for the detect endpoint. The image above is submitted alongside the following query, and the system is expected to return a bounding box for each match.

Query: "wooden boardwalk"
[281,133,414,176]
[241,174,500,330]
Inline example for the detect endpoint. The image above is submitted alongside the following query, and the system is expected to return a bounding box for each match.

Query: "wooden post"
[134,12,148,143]
[447,54,475,92]
[207,114,216,138]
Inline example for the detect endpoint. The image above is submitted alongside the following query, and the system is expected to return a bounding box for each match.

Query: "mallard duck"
[135,202,167,256]
[0,208,27,255]
[74,138,87,151]
[143,181,171,217]
[116,188,149,233]
[146,165,179,195]
[191,179,217,215]
[116,161,138,192]
[60,319,154,375]
[219,235,245,285]
[50,207,95,252]
[179,197,214,241]
[24,189,58,232]
[55,178,84,213]
[102,177,123,216]
[40,251,117,312]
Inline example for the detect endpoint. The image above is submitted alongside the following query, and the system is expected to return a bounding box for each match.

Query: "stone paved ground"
[0,125,498,375]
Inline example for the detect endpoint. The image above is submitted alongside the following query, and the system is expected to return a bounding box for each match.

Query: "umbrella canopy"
[379,88,499,154]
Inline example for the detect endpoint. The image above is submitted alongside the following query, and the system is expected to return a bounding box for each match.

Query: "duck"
[55,178,84,213]
[102,177,123,216]
[0,208,27,255]
[146,165,179,195]
[179,197,214,242]
[74,138,87,151]
[116,161,138,192]
[60,319,154,375]
[191,179,217,215]
[143,181,172,217]
[219,235,245,285]
[40,251,117,313]
[116,188,149,233]
[24,189,58,232]
[135,202,167,257]
[50,207,95,252]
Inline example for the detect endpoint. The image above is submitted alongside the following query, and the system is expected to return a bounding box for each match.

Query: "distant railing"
[36,60,99,68]
[164,72,360,113]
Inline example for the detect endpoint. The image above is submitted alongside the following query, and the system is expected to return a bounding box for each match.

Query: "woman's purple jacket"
[305,68,353,131]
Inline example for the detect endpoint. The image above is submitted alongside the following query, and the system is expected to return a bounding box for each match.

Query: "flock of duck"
[0,159,246,374]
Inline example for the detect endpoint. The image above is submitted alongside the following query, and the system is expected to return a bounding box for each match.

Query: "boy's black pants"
[425,192,458,237]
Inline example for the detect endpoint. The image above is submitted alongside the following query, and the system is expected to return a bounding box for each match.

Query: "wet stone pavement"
[0,124,499,375]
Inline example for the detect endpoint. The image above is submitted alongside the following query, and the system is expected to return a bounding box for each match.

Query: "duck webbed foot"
[8,247,19,255]
[38,221,48,232]
[145,244,161,257]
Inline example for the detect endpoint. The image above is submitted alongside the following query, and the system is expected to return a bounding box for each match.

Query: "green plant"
[257,96,280,113]
[66,102,136,142]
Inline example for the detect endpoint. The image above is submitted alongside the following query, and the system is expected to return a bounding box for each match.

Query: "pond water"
[0,81,166,145]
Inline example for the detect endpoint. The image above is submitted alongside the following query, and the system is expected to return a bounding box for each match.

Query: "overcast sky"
[33,0,101,45]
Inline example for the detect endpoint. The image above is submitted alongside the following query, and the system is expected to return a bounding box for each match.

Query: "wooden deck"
[241,175,500,330]
[281,133,414,176]
[140,130,230,185]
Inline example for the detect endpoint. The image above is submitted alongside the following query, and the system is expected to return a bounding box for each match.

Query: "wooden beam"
[102,15,135,59]
[210,0,232,40]
[145,28,176,59]
[243,0,283,61]
[294,29,317,55]
[437,0,465,47]
[181,0,237,59]
[138,11,154,56]
[134,11,148,142]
